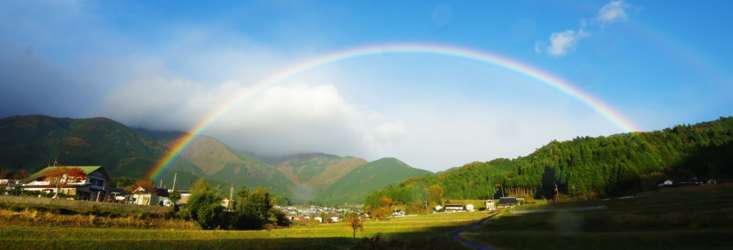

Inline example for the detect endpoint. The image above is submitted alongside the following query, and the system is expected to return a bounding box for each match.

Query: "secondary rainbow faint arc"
[145,42,639,181]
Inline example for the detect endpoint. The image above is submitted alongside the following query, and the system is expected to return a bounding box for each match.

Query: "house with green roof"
[22,166,110,201]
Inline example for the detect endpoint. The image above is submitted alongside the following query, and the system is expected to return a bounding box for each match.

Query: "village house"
[0,178,20,194]
[657,177,709,188]
[130,185,169,206]
[177,191,191,205]
[444,204,466,212]
[485,200,497,211]
[22,166,110,201]
[497,197,521,208]
[433,205,444,212]
[658,179,674,187]
[392,210,406,217]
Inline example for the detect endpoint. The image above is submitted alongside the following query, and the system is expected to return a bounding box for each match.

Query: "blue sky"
[1,0,731,170]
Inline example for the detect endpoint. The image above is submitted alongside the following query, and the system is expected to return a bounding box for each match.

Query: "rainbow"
[145,42,639,181]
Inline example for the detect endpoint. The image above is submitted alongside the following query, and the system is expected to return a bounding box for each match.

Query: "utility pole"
[171,172,177,192]
[229,185,234,211]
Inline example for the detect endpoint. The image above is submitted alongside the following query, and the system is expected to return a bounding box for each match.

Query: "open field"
[0,211,490,250]
[0,196,171,217]
[0,209,196,229]
[462,184,733,250]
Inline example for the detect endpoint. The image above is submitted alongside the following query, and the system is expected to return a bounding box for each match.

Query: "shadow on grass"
[4,238,355,250]
[464,230,733,250]
[466,184,733,250]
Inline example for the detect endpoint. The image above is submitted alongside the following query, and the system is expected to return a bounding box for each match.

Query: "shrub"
[186,179,224,229]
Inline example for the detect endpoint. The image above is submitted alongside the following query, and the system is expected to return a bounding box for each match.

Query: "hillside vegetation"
[0,115,165,177]
[366,117,733,206]
[317,158,431,204]
[273,153,367,202]
[269,153,432,204]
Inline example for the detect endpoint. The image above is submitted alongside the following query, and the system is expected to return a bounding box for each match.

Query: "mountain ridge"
[0,114,430,204]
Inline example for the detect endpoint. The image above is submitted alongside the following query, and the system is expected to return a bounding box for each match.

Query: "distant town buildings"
[279,205,359,224]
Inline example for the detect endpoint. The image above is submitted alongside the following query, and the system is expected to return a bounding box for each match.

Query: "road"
[450,212,498,250]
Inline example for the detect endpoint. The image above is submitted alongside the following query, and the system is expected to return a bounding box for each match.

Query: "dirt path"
[450,213,498,250]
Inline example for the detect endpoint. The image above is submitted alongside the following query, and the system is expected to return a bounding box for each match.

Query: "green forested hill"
[366,117,733,207]
[316,157,431,204]
[0,115,166,177]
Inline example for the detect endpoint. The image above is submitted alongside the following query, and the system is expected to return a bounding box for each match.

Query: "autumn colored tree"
[426,184,444,206]
[370,207,391,220]
[379,196,393,208]
[345,212,363,239]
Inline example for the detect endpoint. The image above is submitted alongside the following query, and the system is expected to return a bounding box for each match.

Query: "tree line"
[365,117,733,210]
[180,179,290,230]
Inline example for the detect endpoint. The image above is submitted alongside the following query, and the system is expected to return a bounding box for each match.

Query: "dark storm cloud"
[0,47,96,117]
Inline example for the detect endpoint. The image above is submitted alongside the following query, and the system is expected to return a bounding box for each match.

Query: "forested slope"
[366,117,733,207]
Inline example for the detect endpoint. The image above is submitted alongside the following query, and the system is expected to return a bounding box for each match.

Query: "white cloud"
[536,0,630,57]
[546,29,589,56]
[597,0,629,24]
[102,76,407,158]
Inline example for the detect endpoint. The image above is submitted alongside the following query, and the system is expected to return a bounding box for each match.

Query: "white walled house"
[22,166,110,201]
[131,186,169,206]
[444,204,465,212]
[485,200,496,211]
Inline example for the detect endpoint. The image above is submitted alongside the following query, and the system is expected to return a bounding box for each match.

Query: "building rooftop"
[25,166,104,182]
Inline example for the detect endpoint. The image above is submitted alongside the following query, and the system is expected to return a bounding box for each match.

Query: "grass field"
[6,184,732,250]
[0,195,171,217]
[0,211,490,250]
[462,184,733,250]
